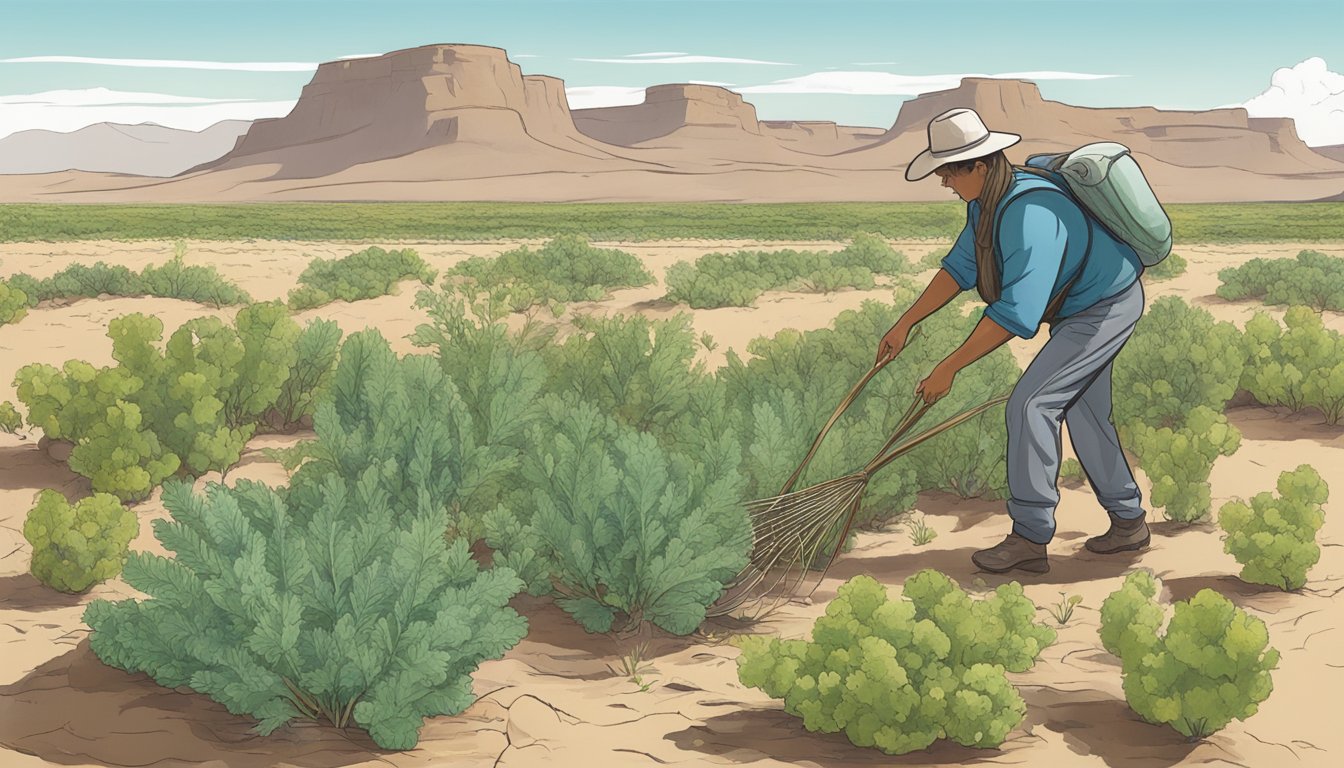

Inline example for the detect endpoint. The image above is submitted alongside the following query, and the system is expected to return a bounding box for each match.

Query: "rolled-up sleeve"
[939,206,977,291]
[983,195,1068,340]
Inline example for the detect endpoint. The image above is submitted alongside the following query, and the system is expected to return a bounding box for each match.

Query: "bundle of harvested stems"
[707,351,1009,620]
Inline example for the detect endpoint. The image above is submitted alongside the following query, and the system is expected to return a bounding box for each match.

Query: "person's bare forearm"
[892,269,964,333]
[942,315,1015,374]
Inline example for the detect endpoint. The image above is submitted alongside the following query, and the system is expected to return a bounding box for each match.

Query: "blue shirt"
[940,170,1143,339]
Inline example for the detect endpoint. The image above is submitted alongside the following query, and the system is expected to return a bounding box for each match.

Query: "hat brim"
[904,132,1022,181]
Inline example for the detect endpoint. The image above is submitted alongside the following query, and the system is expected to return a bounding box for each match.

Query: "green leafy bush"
[288,329,524,544]
[1241,307,1344,424]
[0,400,22,434]
[1100,570,1278,740]
[6,254,249,308]
[0,278,29,325]
[1059,457,1086,487]
[83,473,527,750]
[139,247,252,306]
[23,489,138,593]
[663,235,912,309]
[1144,252,1188,281]
[1216,249,1344,312]
[736,571,1055,755]
[15,305,319,499]
[1220,465,1328,590]
[15,360,180,501]
[1124,406,1241,523]
[410,287,551,539]
[720,288,1015,522]
[541,311,711,444]
[109,313,253,477]
[442,234,653,311]
[1113,296,1246,431]
[270,318,343,429]
[287,246,437,310]
[483,397,750,635]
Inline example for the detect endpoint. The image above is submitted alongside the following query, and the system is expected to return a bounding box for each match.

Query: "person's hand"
[876,322,911,366]
[917,361,957,405]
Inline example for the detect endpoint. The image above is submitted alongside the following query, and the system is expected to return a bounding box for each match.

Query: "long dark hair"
[943,151,1020,304]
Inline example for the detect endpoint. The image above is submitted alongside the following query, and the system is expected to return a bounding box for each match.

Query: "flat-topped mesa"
[573,83,762,146]
[891,78,1047,135]
[885,76,1340,174]
[198,44,582,172]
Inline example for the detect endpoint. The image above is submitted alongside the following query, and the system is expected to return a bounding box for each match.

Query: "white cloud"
[574,54,792,66]
[1241,57,1344,147]
[0,55,319,72]
[735,69,1120,95]
[0,88,295,139]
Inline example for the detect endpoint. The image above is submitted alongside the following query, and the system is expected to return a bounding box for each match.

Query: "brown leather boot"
[1085,513,1150,554]
[971,533,1049,574]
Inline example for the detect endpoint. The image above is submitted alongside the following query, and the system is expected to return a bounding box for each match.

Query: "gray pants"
[1006,279,1146,545]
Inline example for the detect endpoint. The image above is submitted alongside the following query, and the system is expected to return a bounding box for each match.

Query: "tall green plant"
[484,397,750,635]
[84,476,527,750]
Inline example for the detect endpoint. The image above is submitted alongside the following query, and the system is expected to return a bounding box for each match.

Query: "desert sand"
[1,237,1342,767]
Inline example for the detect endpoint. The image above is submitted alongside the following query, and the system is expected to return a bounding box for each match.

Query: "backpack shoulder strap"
[992,169,1093,324]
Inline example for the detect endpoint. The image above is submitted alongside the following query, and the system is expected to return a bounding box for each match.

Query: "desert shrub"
[1144,252,1188,281]
[15,360,180,501]
[0,401,22,434]
[442,234,653,311]
[23,489,137,593]
[483,396,750,635]
[1241,307,1344,424]
[15,305,318,499]
[736,571,1055,755]
[271,318,343,429]
[287,328,523,544]
[541,311,711,444]
[1216,249,1344,312]
[109,313,254,476]
[1059,457,1086,486]
[1100,570,1278,740]
[663,236,912,309]
[1113,296,1246,431]
[1124,406,1241,523]
[410,287,551,539]
[1220,465,1328,591]
[0,278,29,325]
[287,245,437,310]
[83,473,527,750]
[6,254,249,308]
[139,245,252,306]
[721,287,1016,523]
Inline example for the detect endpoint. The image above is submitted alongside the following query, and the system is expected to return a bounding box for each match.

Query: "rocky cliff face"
[572,84,762,146]
[190,44,592,177]
[886,78,1341,175]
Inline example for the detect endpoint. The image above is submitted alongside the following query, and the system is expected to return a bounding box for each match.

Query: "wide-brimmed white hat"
[905,108,1021,181]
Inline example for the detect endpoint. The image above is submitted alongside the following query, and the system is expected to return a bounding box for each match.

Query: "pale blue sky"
[1,0,1341,143]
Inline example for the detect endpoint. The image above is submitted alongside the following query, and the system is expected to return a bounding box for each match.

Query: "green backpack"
[1020,142,1173,267]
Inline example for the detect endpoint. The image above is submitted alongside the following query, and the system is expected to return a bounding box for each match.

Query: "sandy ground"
[1,238,1343,768]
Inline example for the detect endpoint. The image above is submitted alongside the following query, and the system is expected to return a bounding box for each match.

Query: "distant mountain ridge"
[0,120,252,177]
[1,43,1341,203]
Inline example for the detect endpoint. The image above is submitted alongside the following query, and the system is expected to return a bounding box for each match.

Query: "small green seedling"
[615,640,656,691]
[1047,592,1084,625]
[906,514,937,546]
